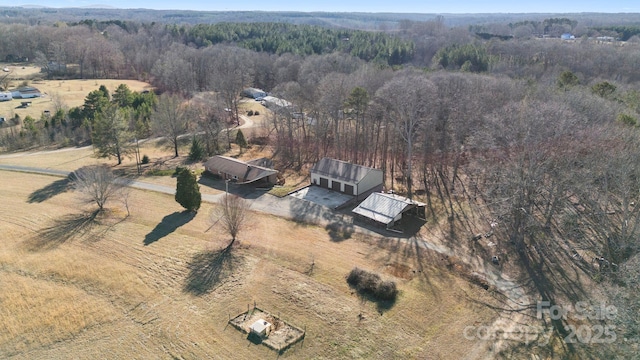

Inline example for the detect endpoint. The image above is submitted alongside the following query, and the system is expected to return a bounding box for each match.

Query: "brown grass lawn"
[0,165,501,359]
[0,132,306,195]
[0,139,227,194]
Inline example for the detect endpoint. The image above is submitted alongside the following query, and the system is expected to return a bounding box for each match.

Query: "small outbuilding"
[352,192,425,229]
[204,155,278,185]
[10,86,41,99]
[262,96,292,109]
[250,319,272,338]
[310,158,383,199]
[242,87,267,100]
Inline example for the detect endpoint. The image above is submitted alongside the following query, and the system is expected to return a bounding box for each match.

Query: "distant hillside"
[1,7,639,29]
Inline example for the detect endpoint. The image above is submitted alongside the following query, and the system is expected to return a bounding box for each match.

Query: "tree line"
[591,25,640,41]
[1,17,640,90]
[175,22,414,65]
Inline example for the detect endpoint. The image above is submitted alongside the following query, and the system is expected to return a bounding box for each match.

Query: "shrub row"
[346,267,397,301]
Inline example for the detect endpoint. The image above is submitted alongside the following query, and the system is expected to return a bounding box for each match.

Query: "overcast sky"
[7,0,640,13]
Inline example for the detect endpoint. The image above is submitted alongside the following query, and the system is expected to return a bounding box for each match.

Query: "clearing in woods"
[0,159,502,359]
[0,64,152,120]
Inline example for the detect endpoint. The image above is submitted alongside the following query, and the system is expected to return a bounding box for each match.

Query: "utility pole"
[134,137,142,175]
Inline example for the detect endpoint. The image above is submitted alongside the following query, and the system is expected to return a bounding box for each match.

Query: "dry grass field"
[0,64,152,121]
[0,139,222,192]
[0,149,503,359]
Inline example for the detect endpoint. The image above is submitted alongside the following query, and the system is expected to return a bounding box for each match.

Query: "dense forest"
[178,23,414,64]
[1,9,640,358]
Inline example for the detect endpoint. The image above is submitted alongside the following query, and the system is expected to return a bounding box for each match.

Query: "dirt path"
[237,114,254,129]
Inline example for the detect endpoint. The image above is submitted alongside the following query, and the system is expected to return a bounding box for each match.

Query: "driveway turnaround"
[289,185,353,209]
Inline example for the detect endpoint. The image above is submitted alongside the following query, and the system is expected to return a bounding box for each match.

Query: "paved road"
[0,163,324,225]
[0,163,71,176]
[0,145,93,159]
[0,115,256,161]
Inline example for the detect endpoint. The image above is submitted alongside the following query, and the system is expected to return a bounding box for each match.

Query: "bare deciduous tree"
[608,253,640,357]
[72,165,126,213]
[376,70,436,199]
[213,194,249,248]
[152,93,190,157]
[0,70,12,91]
[211,46,254,126]
[194,96,225,156]
[151,44,197,95]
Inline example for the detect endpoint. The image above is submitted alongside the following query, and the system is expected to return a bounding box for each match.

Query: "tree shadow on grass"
[143,211,195,246]
[352,287,398,315]
[375,296,397,314]
[183,245,241,296]
[247,332,263,345]
[325,221,355,242]
[27,175,73,203]
[24,210,99,251]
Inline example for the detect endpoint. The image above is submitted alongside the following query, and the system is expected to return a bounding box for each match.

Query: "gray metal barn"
[310,158,383,199]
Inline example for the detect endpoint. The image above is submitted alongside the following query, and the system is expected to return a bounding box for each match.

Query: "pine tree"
[112,84,134,108]
[175,168,201,212]
[92,106,133,165]
[188,136,205,161]
[235,129,247,153]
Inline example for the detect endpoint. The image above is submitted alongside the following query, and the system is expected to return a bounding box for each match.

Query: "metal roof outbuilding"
[353,192,425,227]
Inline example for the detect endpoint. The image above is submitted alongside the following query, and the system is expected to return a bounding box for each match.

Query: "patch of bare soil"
[384,262,414,280]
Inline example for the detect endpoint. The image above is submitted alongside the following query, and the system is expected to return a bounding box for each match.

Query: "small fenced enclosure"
[228,305,305,353]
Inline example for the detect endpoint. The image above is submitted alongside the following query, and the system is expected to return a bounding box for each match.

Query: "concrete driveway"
[289,185,354,209]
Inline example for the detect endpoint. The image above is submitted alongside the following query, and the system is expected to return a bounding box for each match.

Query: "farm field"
[0,157,502,359]
[0,64,152,121]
